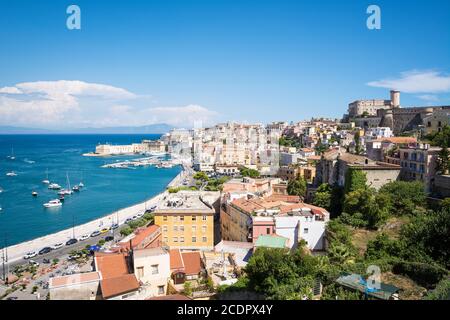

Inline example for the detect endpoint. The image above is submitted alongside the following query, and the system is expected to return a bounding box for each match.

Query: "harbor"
[1,164,188,264]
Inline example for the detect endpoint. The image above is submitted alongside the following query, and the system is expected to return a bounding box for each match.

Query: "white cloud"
[0,80,217,128]
[0,86,22,94]
[86,104,219,128]
[367,70,450,93]
[417,94,439,102]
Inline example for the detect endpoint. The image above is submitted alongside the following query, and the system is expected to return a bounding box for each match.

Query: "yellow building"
[154,191,216,251]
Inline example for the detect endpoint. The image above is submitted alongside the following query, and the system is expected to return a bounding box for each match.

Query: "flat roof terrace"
[154,191,216,215]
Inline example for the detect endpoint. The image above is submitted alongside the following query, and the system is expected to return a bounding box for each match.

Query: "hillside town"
[2,90,449,301]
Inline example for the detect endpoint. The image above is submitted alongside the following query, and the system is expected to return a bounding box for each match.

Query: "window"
[173,237,178,243]
[202,225,207,233]
[137,266,144,278]
[180,216,184,221]
[180,226,185,232]
[192,215,197,221]
[151,264,159,275]
[202,236,207,242]
[192,236,197,243]
[163,216,168,222]
[173,225,178,232]
[158,285,165,295]
[202,215,207,221]
[304,228,309,234]
[162,225,168,232]
[192,226,197,232]
[163,237,168,243]
[180,237,185,243]
[266,227,271,234]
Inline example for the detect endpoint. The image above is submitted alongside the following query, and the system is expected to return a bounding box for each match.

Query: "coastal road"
[8,230,123,270]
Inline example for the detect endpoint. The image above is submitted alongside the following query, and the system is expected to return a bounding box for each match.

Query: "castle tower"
[380,109,394,130]
[390,90,400,108]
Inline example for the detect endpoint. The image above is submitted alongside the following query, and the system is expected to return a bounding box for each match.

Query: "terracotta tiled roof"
[95,252,139,299]
[169,250,203,276]
[381,137,417,144]
[169,249,185,271]
[118,225,160,250]
[181,252,202,276]
[100,274,140,299]
[95,252,130,279]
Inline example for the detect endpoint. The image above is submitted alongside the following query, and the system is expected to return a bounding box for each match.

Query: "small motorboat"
[72,185,80,192]
[6,172,17,177]
[32,191,38,197]
[58,189,73,196]
[78,182,84,188]
[59,196,65,202]
[48,183,61,190]
[43,199,62,208]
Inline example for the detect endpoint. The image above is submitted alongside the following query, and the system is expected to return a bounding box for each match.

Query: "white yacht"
[43,199,62,208]
[58,172,73,195]
[42,168,50,184]
[6,171,17,177]
[48,183,61,190]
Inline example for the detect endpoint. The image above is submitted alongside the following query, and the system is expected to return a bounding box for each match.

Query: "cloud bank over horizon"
[0,80,218,129]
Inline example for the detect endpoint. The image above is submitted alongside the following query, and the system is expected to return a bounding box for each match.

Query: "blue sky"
[0,0,449,128]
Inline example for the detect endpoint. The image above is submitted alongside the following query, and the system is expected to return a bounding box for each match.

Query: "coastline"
[3,165,187,264]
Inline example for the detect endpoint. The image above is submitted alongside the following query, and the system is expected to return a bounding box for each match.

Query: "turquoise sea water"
[0,134,181,246]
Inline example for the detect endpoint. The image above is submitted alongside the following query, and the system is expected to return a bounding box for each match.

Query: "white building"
[133,247,171,298]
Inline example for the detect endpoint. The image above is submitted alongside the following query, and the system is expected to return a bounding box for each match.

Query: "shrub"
[392,261,448,288]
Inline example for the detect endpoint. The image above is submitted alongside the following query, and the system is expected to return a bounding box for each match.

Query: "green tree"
[344,169,367,194]
[193,171,209,181]
[287,177,307,198]
[312,184,332,210]
[341,188,390,229]
[436,144,450,174]
[183,282,193,296]
[365,233,403,261]
[379,181,426,216]
[327,243,354,265]
[239,167,260,178]
[424,279,450,300]
[400,206,450,269]
[354,131,363,155]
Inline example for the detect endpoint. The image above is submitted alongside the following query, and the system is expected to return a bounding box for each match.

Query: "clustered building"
[47,89,449,301]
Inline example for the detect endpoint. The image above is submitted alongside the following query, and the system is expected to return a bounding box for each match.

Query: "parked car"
[90,230,101,237]
[65,238,78,246]
[125,218,133,224]
[100,228,109,234]
[51,243,63,250]
[104,236,114,242]
[29,260,39,267]
[6,297,18,300]
[43,258,51,264]
[136,212,144,218]
[23,251,38,260]
[39,247,52,255]
[131,215,139,220]
[78,234,89,241]
[111,223,119,230]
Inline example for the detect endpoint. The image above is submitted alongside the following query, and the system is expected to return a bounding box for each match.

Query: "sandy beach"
[4,167,189,264]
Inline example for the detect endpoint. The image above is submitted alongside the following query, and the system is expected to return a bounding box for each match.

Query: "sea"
[0,134,181,247]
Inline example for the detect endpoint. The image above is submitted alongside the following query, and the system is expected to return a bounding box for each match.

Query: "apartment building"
[397,144,441,192]
[154,191,218,251]
[221,194,330,251]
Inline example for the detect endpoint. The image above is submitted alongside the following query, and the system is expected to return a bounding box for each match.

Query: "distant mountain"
[0,126,57,134]
[0,124,175,134]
